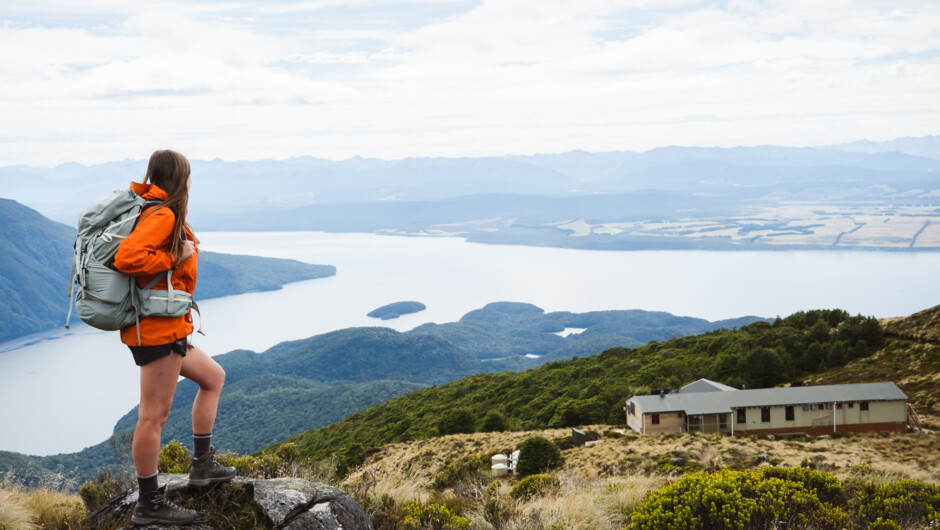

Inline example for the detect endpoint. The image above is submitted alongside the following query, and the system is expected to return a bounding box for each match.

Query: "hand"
[178,240,196,263]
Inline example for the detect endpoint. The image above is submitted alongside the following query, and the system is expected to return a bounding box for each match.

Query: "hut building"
[625,379,908,436]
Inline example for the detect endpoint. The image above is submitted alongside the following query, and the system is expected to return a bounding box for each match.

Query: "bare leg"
[133,353,185,477]
[179,345,226,436]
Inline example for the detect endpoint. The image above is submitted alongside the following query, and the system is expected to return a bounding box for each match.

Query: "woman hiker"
[114,149,236,526]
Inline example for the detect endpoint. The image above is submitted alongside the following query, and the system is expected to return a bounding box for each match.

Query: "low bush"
[629,467,848,529]
[431,455,486,491]
[158,439,191,473]
[78,469,131,512]
[438,409,476,436]
[480,410,510,432]
[516,436,563,476]
[849,479,940,529]
[509,474,560,501]
[400,503,470,530]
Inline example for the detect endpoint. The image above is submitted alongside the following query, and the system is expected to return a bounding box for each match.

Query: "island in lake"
[368,301,427,320]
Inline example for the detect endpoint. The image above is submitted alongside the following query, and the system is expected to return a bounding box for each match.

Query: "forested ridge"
[271,309,887,468]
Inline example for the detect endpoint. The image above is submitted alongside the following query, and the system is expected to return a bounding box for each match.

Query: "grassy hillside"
[271,309,887,464]
[337,426,938,529]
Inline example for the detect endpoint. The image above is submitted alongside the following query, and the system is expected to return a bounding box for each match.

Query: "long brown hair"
[141,149,199,262]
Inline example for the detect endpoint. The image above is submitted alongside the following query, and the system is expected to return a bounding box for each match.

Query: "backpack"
[66,188,197,345]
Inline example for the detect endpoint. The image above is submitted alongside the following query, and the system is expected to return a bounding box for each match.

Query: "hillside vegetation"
[809,305,940,421]
[0,303,759,488]
[338,427,938,529]
[110,303,757,457]
[271,308,887,466]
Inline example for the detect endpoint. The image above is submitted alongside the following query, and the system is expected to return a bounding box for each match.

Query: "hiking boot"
[131,484,197,526]
[189,445,236,486]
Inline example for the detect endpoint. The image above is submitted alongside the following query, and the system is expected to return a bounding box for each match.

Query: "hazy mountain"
[827,135,940,160]
[4,141,938,230]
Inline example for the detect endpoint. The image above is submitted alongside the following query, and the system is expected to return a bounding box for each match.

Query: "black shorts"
[129,338,191,366]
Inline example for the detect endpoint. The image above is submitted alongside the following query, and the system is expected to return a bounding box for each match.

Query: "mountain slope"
[106,304,757,457]
[808,305,940,422]
[0,198,335,343]
[269,309,889,463]
[0,199,74,340]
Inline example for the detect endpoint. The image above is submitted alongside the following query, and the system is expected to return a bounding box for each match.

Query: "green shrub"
[275,442,300,464]
[214,451,284,479]
[78,469,131,512]
[158,440,191,473]
[516,436,563,476]
[334,442,365,478]
[629,468,847,529]
[400,502,470,530]
[431,455,486,491]
[480,410,509,432]
[867,519,901,530]
[758,466,845,505]
[849,479,940,528]
[438,409,476,436]
[509,474,560,501]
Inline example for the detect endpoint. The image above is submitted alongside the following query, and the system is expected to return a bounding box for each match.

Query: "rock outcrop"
[80,474,373,529]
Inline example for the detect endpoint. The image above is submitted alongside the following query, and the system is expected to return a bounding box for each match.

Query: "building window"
[860,401,869,411]
[848,402,854,408]
[651,414,660,425]
[785,406,794,421]
[629,402,635,415]
[761,407,771,422]
[737,409,746,423]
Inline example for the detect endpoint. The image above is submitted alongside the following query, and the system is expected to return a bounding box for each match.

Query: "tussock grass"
[342,426,938,529]
[1,470,87,529]
[0,485,86,530]
[0,488,33,530]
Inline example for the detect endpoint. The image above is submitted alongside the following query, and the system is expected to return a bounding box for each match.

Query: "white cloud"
[0,0,937,165]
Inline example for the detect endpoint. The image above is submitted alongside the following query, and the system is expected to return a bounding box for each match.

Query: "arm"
[114,208,176,276]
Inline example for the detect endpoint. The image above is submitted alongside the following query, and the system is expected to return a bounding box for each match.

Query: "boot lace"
[153,487,187,512]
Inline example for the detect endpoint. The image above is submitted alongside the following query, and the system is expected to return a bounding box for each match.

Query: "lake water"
[2,231,938,456]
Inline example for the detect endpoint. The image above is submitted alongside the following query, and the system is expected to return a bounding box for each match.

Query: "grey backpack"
[66,188,197,345]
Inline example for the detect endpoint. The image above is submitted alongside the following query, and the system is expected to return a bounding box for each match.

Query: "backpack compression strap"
[130,269,203,345]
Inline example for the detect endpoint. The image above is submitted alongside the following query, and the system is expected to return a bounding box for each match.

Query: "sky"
[0,0,938,166]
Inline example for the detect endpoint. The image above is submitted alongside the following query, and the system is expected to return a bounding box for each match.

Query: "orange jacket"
[114,182,198,346]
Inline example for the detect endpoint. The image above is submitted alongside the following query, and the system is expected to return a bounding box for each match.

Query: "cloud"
[0,0,937,165]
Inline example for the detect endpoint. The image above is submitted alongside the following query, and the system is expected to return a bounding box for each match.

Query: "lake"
[2,231,938,456]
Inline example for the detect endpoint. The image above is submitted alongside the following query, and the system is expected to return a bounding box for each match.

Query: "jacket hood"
[129,181,168,202]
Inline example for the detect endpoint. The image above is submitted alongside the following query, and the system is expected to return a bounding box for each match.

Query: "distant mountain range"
[2,139,938,251]
[0,199,335,343]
